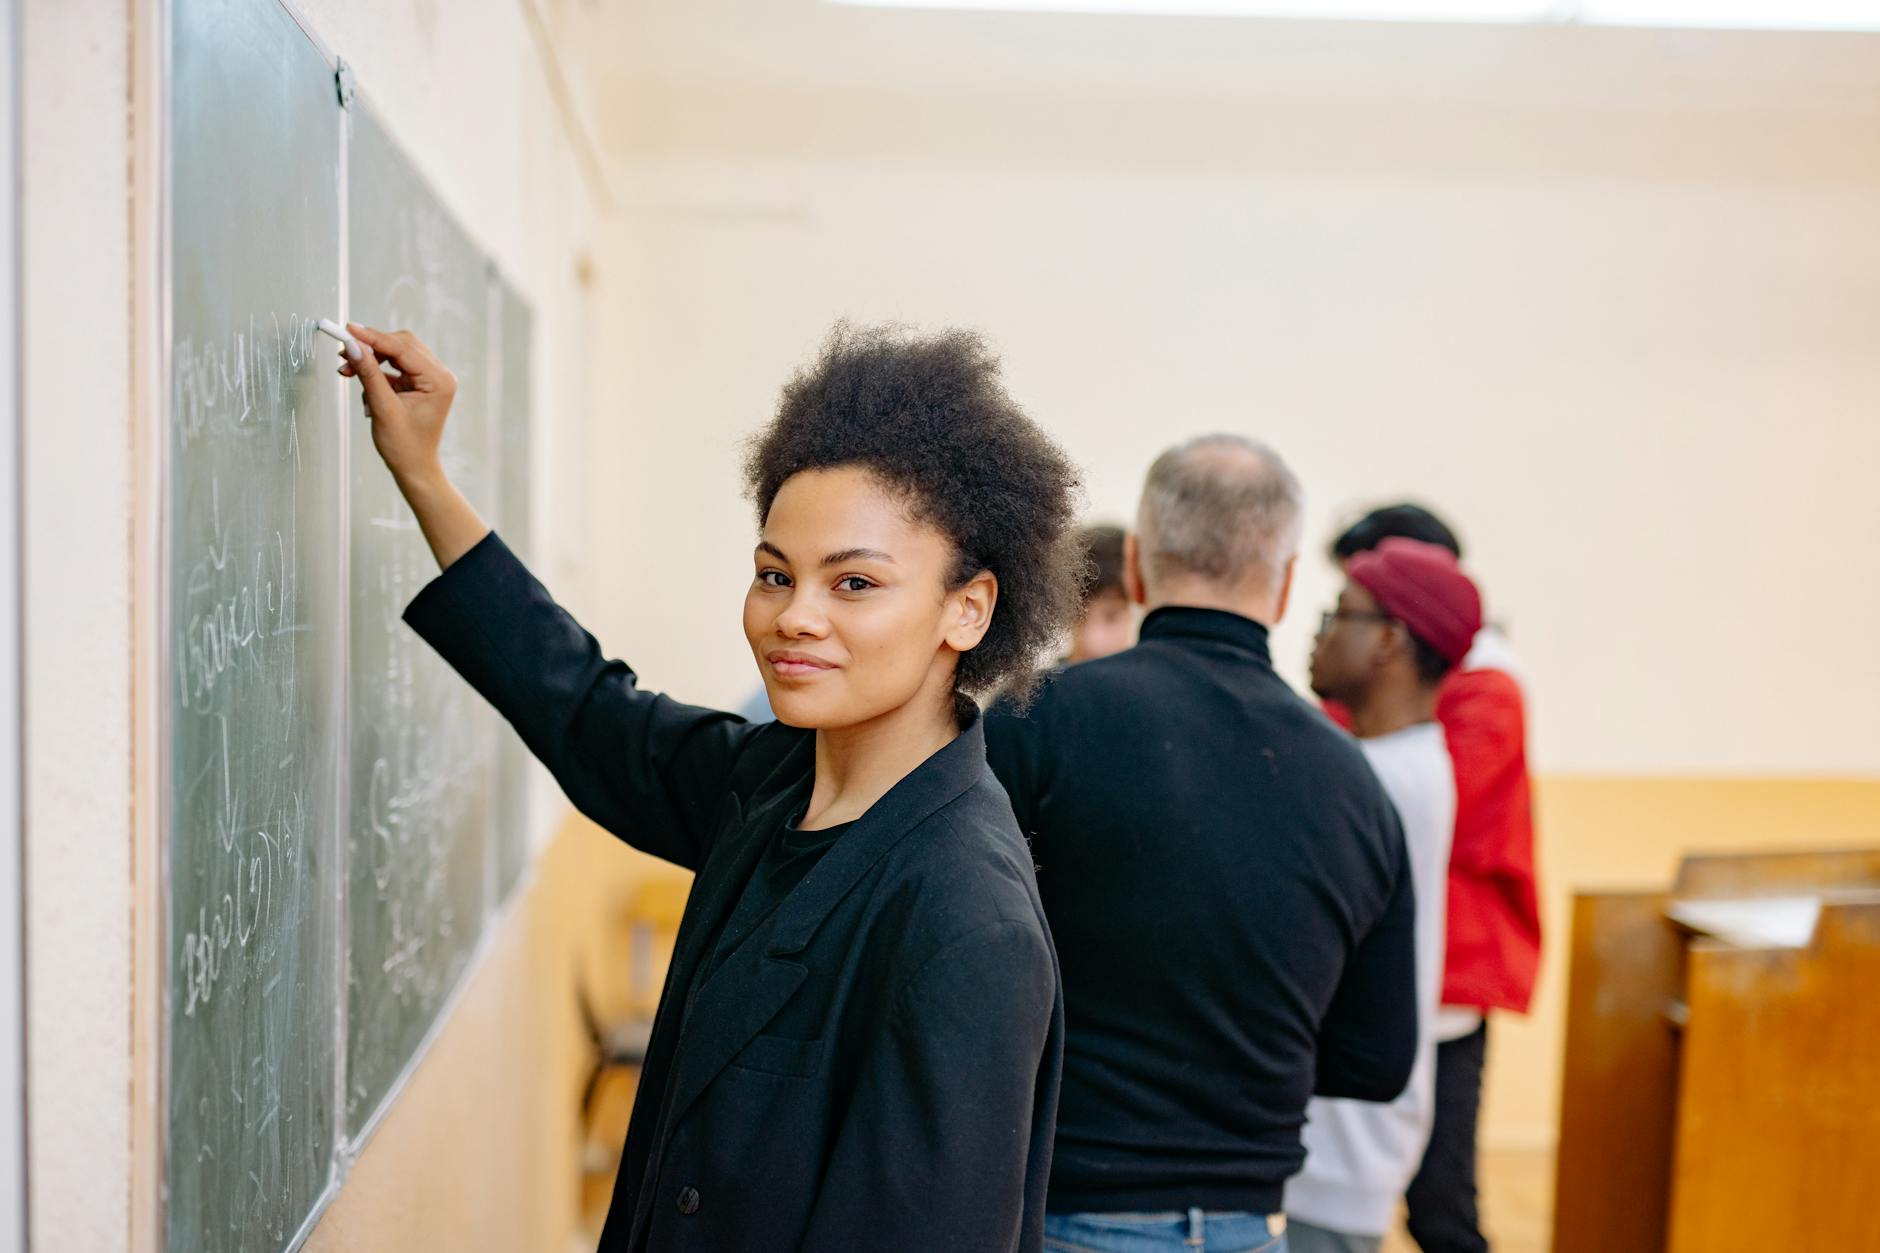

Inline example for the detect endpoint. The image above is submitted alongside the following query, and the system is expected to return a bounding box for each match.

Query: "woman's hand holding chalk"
[337,323,488,572]
[317,318,365,361]
[338,323,459,479]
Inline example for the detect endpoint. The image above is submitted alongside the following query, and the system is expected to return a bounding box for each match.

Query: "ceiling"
[539,0,1880,174]
[570,0,1880,103]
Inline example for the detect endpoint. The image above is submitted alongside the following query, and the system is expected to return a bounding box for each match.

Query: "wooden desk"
[1553,850,1880,1253]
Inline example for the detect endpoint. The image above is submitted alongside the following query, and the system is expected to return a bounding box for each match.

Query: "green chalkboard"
[344,104,500,1137]
[167,5,544,1243]
[166,0,343,1249]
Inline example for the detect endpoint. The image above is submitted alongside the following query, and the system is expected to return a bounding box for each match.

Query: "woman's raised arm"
[340,325,766,871]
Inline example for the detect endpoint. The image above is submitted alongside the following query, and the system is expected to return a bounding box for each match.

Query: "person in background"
[1066,522,1133,663]
[1286,539,1483,1253]
[986,435,1420,1253]
[341,321,1077,1253]
[1327,505,1541,1253]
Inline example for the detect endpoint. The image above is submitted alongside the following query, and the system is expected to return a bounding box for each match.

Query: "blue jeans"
[1044,1209,1287,1253]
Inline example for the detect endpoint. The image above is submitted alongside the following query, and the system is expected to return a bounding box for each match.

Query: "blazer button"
[675,1185,701,1216]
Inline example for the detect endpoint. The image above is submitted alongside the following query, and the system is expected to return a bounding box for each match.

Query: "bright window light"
[1580,0,1880,29]
[828,0,1880,29]
[826,0,1560,17]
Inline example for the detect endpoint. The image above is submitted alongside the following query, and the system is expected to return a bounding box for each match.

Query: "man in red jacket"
[1325,505,1541,1253]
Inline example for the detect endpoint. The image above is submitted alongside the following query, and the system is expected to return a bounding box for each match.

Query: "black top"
[404,534,1063,1253]
[702,817,852,983]
[984,606,1417,1216]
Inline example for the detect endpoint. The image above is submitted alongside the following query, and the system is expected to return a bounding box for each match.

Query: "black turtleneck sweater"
[984,606,1417,1216]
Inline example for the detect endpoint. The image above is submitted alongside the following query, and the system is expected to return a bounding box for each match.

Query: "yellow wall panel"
[1484,775,1880,1147]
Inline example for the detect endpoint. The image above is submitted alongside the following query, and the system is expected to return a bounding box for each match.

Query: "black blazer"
[404,534,1064,1253]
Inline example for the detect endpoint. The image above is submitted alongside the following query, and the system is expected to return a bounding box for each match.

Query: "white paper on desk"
[1665,895,1822,949]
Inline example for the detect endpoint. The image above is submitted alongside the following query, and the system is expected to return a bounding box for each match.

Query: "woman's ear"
[946,570,999,653]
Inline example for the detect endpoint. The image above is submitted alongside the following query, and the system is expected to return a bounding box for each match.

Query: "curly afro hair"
[743,322,1086,708]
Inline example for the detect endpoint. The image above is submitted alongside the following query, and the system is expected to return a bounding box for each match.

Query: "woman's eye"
[757,570,791,588]
[837,576,875,593]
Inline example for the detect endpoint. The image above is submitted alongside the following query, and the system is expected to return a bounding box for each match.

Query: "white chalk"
[316,318,364,362]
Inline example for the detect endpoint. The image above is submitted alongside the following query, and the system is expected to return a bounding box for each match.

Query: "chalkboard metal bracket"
[335,59,356,110]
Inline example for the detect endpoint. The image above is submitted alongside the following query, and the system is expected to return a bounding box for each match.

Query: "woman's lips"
[768,653,837,678]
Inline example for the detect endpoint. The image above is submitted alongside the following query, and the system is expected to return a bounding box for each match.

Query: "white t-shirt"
[1285,721,1456,1237]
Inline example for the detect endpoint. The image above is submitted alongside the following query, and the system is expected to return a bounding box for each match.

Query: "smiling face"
[743,465,996,731]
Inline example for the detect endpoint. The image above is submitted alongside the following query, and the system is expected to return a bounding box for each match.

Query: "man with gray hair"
[986,435,1418,1253]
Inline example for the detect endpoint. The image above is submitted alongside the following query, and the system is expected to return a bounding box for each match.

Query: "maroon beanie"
[1345,537,1484,667]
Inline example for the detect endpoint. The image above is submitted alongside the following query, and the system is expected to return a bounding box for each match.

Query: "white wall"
[0,0,24,1245]
[580,12,1880,778]
[20,0,135,1245]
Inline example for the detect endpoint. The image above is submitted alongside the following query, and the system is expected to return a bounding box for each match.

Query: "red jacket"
[1327,665,1541,1013]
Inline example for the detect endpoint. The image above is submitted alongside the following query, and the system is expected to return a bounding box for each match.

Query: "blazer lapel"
[661,736,816,986]
[661,711,992,1131]
[764,712,990,958]
[660,948,811,1139]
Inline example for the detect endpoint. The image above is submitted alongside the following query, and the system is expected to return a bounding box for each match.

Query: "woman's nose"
[774,591,829,638]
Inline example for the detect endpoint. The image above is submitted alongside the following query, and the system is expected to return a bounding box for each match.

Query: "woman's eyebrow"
[755,541,791,563]
[820,547,896,567]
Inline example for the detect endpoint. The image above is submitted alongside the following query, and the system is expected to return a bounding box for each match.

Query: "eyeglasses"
[1318,608,1395,637]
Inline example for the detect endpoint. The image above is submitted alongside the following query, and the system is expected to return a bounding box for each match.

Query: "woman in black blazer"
[340,321,1080,1252]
